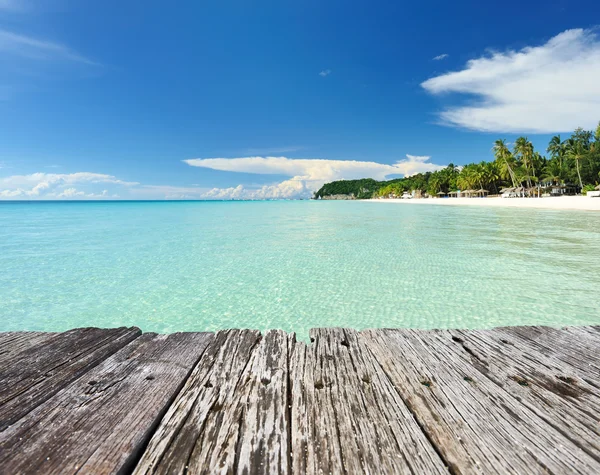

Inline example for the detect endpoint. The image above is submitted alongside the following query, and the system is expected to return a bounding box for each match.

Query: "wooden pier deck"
[1,326,599,474]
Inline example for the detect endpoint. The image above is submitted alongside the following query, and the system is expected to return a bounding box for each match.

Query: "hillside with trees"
[313,124,600,199]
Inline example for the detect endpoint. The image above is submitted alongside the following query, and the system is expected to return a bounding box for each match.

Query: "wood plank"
[445,328,600,462]
[289,328,448,474]
[134,329,277,474]
[0,331,56,365]
[497,326,600,381]
[0,332,213,474]
[360,328,600,474]
[0,326,141,430]
[289,337,343,474]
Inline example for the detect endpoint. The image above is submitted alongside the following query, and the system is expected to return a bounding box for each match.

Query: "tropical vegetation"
[313,123,600,199]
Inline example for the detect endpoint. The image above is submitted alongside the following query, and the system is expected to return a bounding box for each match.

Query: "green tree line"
[313,123,600,199]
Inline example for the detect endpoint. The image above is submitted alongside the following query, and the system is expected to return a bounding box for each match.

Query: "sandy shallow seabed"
[364,195,600,211]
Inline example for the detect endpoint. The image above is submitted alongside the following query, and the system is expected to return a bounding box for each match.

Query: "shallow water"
[1,201,599,338]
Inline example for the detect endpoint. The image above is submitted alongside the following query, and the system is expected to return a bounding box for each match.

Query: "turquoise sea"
[1,201,599,338]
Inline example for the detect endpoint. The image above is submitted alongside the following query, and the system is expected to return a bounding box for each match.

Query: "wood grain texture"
[497,326,600,381]
[360,328,600,474]
[0,332,212,475]
[0,331,56,365]
[446,328,600,461]
[2,325,600,474]
[0,326,141,430]
[134,329,291,475]
[289,328,448,474]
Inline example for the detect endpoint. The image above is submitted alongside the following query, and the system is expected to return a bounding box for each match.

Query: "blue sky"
[1,0,599,199]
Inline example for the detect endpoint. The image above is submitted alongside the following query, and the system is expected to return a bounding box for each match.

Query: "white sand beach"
[366,195,600,211]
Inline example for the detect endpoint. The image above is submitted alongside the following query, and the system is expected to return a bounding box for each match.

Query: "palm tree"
[547,135,564,168]
[542,159,565,185]
[514,137,535,187]
[565,138,587,189]
[493,139,517,187]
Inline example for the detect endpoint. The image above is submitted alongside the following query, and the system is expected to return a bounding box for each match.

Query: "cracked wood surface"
[289,328,448,474]
[1,325,599,474]
[0,332,212,474]
[0,326,141,431]
[359,328,600,474]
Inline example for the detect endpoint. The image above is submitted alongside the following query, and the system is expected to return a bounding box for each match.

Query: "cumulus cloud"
[433,54,448,60]
[421,28,600,133]
[0,172,138,199]
[319,69,331,77]
[185,155,444,199]
[56,188,84,198]
[0,28,96,64]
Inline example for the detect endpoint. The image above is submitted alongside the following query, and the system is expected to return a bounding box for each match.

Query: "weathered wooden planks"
[497,326,600,383]
[446,327,600,461]
[0,326,141,430]
[133,329,275,474]
[360,328,600,474]
[1,325,600,474]
[0,332,213,474]
[290,328,448,474]
[0,331,56,365]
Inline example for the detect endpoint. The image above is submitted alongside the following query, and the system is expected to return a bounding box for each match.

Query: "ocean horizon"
[2,200,599,339]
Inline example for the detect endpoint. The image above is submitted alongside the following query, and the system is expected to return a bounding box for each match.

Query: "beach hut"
[448,191,458,198]
[436,191,447,198]
[475,189,489,198]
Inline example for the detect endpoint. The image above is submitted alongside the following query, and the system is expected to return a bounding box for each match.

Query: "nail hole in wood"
[512,376,529,387]
[421,379,432,388]
[145,375,155,381]
[88,380,97,386]
[314,381,324,390]
[310,337,315,343]
[340,340,349,348]
[261,377,271,386]
[464,376,474,383]
[204,381,213,388]
[451,336,464,343]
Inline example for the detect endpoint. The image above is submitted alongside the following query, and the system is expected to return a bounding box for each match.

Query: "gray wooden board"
[0,332,213,474]
[0,326,141,431]
[2,325,600,474]
[497,326,600,383]
[134,329,287,474]
[0,332,56,365]
[289,328,448,474]
[444,328,600,462]
[360,328,600,474]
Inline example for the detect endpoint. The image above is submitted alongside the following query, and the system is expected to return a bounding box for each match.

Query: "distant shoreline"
[362,195,600,211]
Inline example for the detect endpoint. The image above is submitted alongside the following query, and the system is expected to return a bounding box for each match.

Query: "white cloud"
[422,28,600,133]
[433,54,448,61]
[56,187,84,198]
[185,155,444,199]
[0,28,96,64]
[0,172,138,199]
[319,69,331,77]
